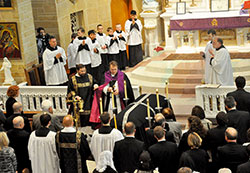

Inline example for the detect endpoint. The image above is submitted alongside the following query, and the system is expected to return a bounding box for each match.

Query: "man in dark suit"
[227,76,250,113]
[7,116,31,172]
[148,126,179,173]
[113,122,144,173]
[145,113,175,148]
[237,144,250,173]
[4,102,31,133]
[225,96,250,144]
[218,127,248,172]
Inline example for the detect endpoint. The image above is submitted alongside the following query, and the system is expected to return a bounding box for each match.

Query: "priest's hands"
[209,48,214,56]
[56,53,61,59]
[93,84,99,90]
[119,34,122,38]
[107,87,113,92]
[112,36,117,40]
[94,48,98,53]
[82,40,85,45]
[113,89,119,95]
[75,96,81,101]
[101,45,107,49]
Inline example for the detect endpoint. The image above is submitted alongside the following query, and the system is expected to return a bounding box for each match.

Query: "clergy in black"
[67,64,98,127]
[113,122,144,173]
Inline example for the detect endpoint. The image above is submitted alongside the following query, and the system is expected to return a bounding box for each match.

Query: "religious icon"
[0,0,12,9]
[0,23,21,59]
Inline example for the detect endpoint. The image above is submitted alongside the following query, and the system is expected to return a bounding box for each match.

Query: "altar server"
[96,24,109,72]
[106,27,120,64]
[114,23,128,70]
[200,29,216,84]
[43,36,68,86]
[73,27,91,73]
[67,33,78,75]
[125,10,143,67]
[210,37,234,86]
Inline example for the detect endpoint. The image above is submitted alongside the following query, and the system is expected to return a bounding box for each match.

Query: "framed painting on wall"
[176,2,186,15]
[0,22,21,59]
[210,0,229,12]
[0,0,13,10]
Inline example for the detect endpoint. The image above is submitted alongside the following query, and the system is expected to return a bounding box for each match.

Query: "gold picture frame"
[0,0,13,10]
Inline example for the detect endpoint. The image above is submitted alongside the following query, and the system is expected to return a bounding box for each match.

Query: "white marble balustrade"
[0,85,140,116]
[196,85,250,118]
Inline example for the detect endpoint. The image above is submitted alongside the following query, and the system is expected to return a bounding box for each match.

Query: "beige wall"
[0,0,38,84]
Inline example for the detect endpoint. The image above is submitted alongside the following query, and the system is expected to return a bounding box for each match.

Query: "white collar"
[158,139,166,142]
[76,73,80,77]
[61,126,76,133]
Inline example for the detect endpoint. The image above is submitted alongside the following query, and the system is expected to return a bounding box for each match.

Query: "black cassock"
[110,93,172,142]
[67,73,96,126]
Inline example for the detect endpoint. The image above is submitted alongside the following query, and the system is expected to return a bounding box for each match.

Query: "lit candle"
[124,80,127,99]
[156,89,160,108]
[99,98,103,114]
[112,91,115,108]
[113,114,117,129]
[165,80,169,99]
[147,98,150,120]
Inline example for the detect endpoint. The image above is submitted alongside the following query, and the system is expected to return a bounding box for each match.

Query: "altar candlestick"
[147,98,151,127]
[113,114,117,129]
[100,98,103,114]
[156,89,160,108]
[112,91,115,108]
[165,80,169,99]
[124,80,127,99]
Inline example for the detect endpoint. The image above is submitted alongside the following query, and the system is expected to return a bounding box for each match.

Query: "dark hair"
[124,122,135,135]
[235,76,246,89]
[138,151,152,171]
[77,27,85,33]
[97,24,102,28]
[216,111,228,126]
[37,27,45,34]
[40,113,51,127]
[224,96,236,109]
[207,29,216,35]
[76,64,86,71]
[71,33,77,39]
[49,35,56,40]
[109,60,118,67]
[191,105,205,119]
[225,128,237,140]
[88,30,95,36]
[7,85,19,97]
[130,10,136,15]
[100,112,110,124]
[217,38,223,45]
[188,116,207,138]
[153,126,165,139]
[107,27,113,32]
[162,108,176,120]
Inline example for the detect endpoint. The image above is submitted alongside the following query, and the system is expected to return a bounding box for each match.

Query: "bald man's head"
[63,115,74,127]
[154,113,165,127]
[12,102,22,113]
[13,116,24,129]
[225,127,237,142]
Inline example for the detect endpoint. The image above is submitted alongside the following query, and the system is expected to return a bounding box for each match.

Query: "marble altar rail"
[0,85,140,116]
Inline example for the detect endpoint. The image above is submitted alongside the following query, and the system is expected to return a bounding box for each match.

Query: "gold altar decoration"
[190,0,197,7]
[211,19,218,26]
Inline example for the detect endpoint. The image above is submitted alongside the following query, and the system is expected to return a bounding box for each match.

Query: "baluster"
[29,94,35,111]
[22,95,29,111]
[55,95,60,113]
[35,95,41,112]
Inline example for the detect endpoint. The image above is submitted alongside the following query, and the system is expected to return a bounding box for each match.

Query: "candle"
[113,114,117,129]
[165,80,169,99]
[156,89,160,108]
[147,98,151,127]
[112,91,115,108]
[100,98,103,114]
[139,86,142,95]
[124,80,127,99]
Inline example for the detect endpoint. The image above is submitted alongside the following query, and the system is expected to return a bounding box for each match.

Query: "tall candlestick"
[100,98,103,114]
[124,80,127,99]
[147,98,151,127]
[139,86,142,95]
[165,80,169,99]
[156,89,160,108]
[113,114,117,129]
[112,91,115,108]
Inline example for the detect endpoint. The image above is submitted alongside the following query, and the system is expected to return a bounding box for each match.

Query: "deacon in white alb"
[125,10,143,67]
[96,24,109,72]
[73,27,91,73]
[210,37,234,86]
[88,30,102,82]
[106,27,120,65]
[114,23,128,70]
[200,29,216,84]
[43,36,68,86]
[67,33,78,75]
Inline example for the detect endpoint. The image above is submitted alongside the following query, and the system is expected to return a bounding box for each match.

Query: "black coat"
[227,110,250,144]
[237,161,250,173]
[4,113,31,133]
[5,97,17,118]
[227,89,250,113]
[113,137,144,173]
[218,142,248,173]
[148,140,178,173]
[7,128,31,172]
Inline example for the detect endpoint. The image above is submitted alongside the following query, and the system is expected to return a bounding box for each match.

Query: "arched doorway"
[111,0,132,31]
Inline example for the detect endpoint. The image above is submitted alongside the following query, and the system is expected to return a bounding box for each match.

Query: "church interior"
[1,0,250,172]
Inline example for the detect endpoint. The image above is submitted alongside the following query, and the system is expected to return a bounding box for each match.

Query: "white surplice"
[88,38,102,68]
[204,41,215,84]
[210,47,234,86]
[125,19,143,46]
[106,35,120,54]
[96,33,108,54]
[114,31,127,51]
[90,128,124,165]
[43,46,68,85]
[67,42,77,69]
[73,37,91,65]
[28,131,60,173]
